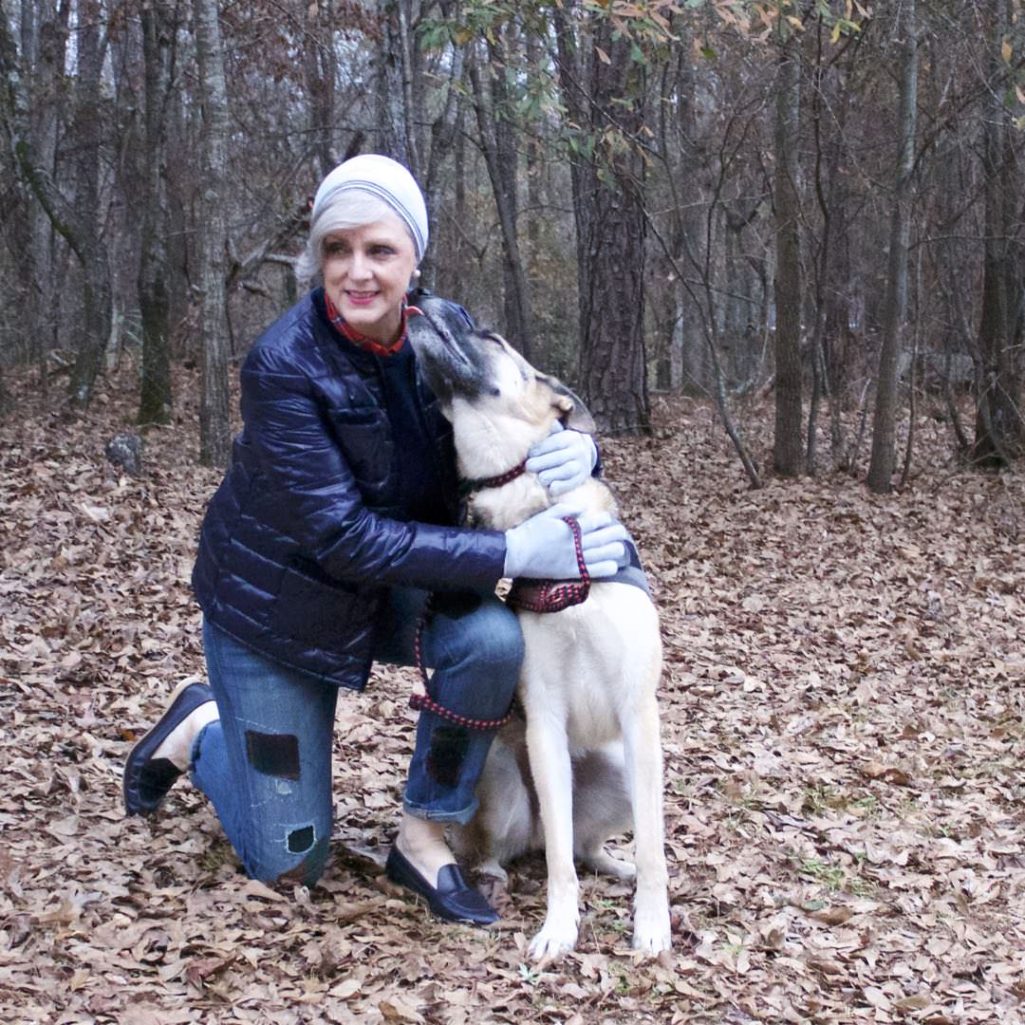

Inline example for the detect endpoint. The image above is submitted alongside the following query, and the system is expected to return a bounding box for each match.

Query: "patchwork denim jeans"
[191,590,522,886]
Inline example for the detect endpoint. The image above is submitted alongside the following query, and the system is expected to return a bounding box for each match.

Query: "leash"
[409,461,592,730]
[506,515,591,613]
[461,460,594,614]
[409,516,590,730]
[409,595,514,731]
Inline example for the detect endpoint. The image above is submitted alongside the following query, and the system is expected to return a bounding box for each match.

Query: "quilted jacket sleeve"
[239,345,507,592]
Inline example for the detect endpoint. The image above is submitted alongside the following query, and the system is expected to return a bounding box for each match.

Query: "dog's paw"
[632,928,672,956]
[583,850,636,881]
[475,858,509,886]
[632,903,672,956]
[474,861,511,912]
[527,917,579,962]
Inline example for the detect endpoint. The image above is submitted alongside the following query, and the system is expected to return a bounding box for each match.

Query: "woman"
[123,154,627,925]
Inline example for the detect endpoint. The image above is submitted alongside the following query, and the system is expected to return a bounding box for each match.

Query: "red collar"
[459,460,528,498]
[324,294,423,357]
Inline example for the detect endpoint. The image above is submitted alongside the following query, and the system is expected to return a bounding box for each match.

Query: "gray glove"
[504,503,629,580]
[525,424,598,497]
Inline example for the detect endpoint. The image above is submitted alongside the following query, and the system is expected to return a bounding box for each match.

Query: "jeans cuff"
[402,795,479,826]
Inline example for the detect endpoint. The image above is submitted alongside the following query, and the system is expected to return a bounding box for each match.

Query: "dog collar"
[458,461,528,499]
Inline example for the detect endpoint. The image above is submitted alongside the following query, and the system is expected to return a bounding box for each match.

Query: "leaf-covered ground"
[1,370,1023,1025]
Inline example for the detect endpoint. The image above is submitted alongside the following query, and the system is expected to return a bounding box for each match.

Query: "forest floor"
[1,366,1023,1025]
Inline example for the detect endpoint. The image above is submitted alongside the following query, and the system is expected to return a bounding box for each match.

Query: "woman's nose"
[348,251,371,280]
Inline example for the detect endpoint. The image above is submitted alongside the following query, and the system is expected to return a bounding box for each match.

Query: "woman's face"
[321,215,418,343]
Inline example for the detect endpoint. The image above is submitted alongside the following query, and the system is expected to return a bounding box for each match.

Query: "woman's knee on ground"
[239,817,332,888]
[232,728,334,887]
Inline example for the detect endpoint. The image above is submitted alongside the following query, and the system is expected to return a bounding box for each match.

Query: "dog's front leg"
[524,708,580,961]
[623,689,672,955]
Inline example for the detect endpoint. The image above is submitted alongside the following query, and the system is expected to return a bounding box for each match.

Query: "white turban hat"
[311,154,428,262]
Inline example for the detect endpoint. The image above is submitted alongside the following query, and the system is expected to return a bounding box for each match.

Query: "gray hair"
[295,190,418,285]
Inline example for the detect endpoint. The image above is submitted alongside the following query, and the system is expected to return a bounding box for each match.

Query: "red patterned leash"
[409,516,589,729]
[506,516,591,613]
[410,596,514,731]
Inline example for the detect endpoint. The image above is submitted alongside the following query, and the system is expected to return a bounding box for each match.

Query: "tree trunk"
[192,0,231,467]
[773,33,803,476]
[553,5,650,434]
[973,0,1024,465]
[137,0,175,426]
[467,35,534,357]
[867,0,918,494]
[19,0,64,377]
[66,0,112,407]
[670,35,710,394]
[807,18,852,472]
[376,0,424,180]
[304,0,337,180]
[0,0,110,406]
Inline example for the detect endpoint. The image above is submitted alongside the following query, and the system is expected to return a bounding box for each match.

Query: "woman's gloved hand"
[504,503,629,580]
[525,423,597,497]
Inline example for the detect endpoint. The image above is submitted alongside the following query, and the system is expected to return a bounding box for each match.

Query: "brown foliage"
[1,375,1023,1024]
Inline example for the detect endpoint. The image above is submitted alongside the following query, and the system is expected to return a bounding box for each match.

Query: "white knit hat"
[311,154,429,261]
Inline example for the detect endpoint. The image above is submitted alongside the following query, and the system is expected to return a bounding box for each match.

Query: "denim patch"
[245,730,301,780]
[429,592,483,622]
[286,824,315,854]
[426,725,469,788]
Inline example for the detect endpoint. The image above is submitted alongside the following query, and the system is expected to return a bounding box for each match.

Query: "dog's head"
[410,316,595,437]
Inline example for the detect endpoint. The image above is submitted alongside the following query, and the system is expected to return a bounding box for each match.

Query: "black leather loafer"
[123,680,214,816]
[386,846,499,925]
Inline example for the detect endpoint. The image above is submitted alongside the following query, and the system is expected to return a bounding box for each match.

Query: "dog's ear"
[538,374,597,434]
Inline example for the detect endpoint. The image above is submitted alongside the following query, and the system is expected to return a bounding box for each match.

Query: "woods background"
[1,0,1023,489]
[2,3,1025,1023]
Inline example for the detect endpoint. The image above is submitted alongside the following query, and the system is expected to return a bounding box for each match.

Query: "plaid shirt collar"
[323,293,422,357]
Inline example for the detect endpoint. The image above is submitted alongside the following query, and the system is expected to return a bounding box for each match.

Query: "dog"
[410,320,671,960]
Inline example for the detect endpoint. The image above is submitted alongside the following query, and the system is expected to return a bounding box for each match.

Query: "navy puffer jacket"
[192,287,507,690]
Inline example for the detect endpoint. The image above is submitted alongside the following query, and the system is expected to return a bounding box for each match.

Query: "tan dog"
[410,321,671,960]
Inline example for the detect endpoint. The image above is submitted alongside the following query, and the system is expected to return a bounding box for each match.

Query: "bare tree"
[772,26,803,476]
[804,16,862,473]
[467,27,534,356]
[64,0,113,406]
[553,3,651,433]
[1,0,112,406]
[973,0,1024,465]
[868,0,918,494]
[192,0,231,466]
[376,0,424,178]
[304,0,338,181]
[16,0,69,377]
[137,0,178,426]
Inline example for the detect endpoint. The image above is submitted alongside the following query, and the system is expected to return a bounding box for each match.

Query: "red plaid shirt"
[323,294,422,357]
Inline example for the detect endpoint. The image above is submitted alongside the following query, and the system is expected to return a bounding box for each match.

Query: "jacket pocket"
[324,406,393,496]
[271,566,374,649]
[328,407,382,427]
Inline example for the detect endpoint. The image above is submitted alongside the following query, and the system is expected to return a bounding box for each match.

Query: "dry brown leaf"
[378,998,426,1023]
[1,382,1023,1025]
